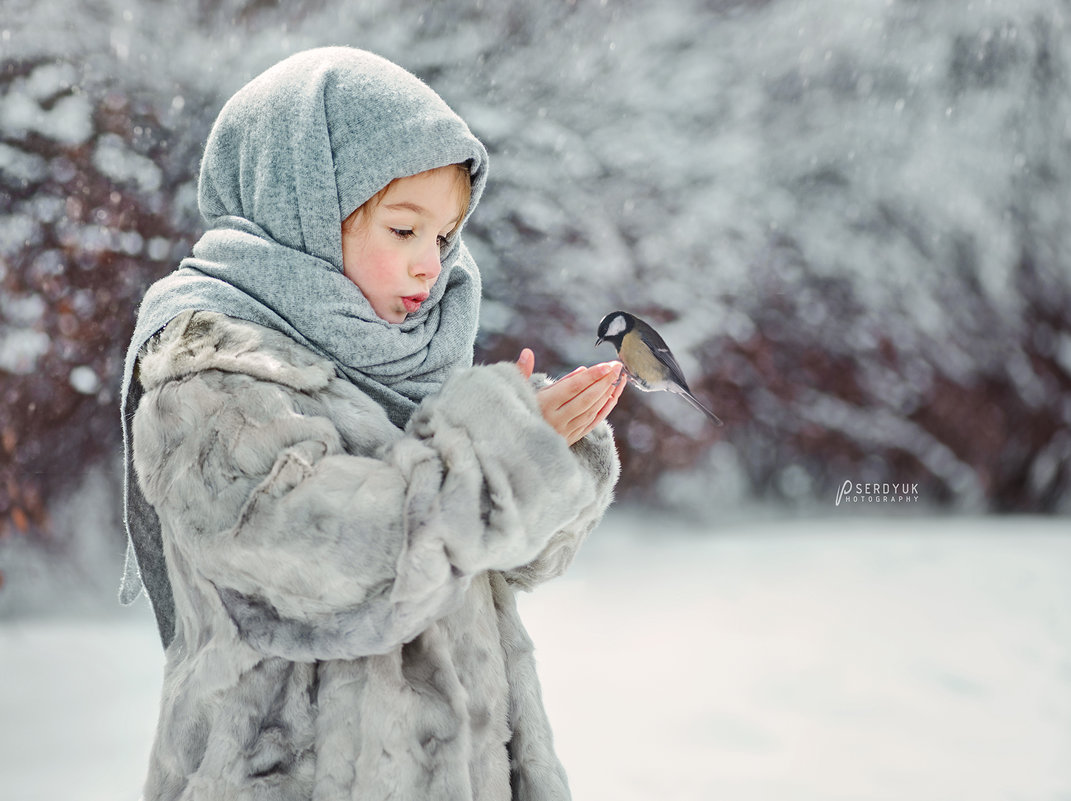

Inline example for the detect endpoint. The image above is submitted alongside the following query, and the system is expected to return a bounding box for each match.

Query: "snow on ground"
[524,513,1071,801]
[2,512,1069,801]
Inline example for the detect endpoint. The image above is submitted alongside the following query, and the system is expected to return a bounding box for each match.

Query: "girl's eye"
[390,228,415,240]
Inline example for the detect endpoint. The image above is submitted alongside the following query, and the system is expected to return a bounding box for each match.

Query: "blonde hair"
[343,163,472,235]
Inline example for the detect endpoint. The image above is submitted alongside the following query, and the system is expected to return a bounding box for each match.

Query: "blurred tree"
[1,0,1068,588]
[0,55,200,542]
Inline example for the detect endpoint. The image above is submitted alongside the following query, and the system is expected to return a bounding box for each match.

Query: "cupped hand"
[515,348,625,446]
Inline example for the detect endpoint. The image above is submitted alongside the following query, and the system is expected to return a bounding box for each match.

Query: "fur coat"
[130,310,620,801]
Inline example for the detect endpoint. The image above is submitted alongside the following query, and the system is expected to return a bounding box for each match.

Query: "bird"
[596,310,723,426]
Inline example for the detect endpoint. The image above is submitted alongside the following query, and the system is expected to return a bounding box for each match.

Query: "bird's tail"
[677,388,724,426]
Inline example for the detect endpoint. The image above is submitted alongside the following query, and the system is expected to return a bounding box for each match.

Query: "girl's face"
[341,167,467,324]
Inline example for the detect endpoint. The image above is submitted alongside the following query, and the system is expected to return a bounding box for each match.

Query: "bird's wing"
[644,328,693,392]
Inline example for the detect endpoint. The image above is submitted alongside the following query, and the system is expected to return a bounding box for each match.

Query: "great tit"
[596,310,724,426]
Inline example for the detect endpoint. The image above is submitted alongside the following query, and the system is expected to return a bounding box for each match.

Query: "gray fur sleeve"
[395,363,617,601]
[500,414,619,591]
[132,361,613,662]
[486,370,621,591]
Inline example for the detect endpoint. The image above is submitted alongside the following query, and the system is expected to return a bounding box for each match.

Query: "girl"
[119,47,622,801]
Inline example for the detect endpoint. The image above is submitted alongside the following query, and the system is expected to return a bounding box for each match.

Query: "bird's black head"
[596,310,635,349]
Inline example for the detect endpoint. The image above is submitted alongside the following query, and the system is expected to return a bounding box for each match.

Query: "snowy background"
[2,0,1070,798]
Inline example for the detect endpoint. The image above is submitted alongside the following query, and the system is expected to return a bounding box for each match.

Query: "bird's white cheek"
[604,316,627,338]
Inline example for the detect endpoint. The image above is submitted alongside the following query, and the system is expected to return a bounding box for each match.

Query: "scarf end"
[118,539,145,606]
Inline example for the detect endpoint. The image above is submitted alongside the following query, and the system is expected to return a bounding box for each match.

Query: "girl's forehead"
[385,166,463,195]
[378,168,467,215]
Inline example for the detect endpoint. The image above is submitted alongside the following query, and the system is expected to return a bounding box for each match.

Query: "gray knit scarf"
[119,47,489,646]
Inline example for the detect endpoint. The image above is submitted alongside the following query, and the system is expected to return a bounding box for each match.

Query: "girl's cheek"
[364,251,394,281]
[341,232,368,278]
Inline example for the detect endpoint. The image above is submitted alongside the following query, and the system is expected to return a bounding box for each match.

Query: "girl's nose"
[412,243,442,283]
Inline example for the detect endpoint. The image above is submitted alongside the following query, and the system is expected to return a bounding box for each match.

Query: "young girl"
[119,47,623,801]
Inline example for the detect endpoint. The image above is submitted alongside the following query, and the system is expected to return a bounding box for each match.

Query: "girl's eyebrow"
[385,201,461,230]
[384,201,429,215]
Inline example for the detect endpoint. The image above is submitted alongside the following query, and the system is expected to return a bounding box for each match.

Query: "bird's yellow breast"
[619,334,668,390]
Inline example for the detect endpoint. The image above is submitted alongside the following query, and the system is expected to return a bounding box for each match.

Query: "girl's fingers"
[515,348,536,380]
[564,370,617,416]
[544,362,619,409]
[551,381,614,433]
[573,393,618,442]
[537,369,589,413]
[571,368,626,443]
[558,365,588,381]
[591,374,626,426]
[555,370,624,443]
[534,361,624,444]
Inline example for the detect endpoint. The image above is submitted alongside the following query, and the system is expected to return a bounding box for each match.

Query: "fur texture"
[130,311,619,800]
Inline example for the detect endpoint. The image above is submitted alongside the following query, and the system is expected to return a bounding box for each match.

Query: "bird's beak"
[595,336,604,348]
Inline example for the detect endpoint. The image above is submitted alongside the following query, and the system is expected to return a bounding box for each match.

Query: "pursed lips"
[402,292,430,313]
